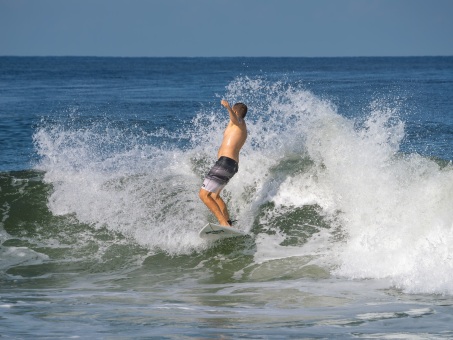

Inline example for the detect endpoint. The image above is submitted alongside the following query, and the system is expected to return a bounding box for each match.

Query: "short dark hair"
[233,103,248,118]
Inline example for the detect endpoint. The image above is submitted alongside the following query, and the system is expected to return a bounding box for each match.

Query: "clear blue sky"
[1,0,452,57]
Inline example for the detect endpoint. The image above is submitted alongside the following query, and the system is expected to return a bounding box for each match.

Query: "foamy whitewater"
[33,77,453,295]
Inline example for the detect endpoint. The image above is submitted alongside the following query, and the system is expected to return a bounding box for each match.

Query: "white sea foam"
[34,78,453,294]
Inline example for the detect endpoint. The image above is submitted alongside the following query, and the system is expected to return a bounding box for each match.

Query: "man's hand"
[221,99,242,125]
[221,99,231,109]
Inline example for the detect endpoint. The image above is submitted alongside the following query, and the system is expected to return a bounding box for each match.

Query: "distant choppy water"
[1,57,453,338]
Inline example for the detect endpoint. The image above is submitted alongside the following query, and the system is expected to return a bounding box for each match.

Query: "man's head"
[233,103,248,119]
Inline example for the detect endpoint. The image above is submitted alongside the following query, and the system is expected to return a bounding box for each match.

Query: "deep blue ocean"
[1,57,453,338]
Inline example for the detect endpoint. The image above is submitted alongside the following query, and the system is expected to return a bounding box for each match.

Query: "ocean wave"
[25,77,453,294]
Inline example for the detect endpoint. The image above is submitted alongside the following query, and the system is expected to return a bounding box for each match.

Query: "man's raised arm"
[221,100,243,125]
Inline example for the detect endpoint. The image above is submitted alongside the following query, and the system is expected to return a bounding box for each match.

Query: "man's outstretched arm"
[221,100,243,125]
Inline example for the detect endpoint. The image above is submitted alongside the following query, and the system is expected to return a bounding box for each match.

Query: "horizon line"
[1,54,452,58]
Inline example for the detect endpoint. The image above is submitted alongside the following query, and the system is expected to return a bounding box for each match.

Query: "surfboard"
[199,222,246,240]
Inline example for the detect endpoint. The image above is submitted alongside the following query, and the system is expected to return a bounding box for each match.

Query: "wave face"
[32,77,453,294]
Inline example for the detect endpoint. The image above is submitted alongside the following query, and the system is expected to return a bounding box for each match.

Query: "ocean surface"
[1,56,453,339]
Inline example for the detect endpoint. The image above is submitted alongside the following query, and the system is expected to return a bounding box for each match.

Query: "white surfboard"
[199,222,246,240]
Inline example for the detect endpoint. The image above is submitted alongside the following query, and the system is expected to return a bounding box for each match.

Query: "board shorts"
[201,156,239,193]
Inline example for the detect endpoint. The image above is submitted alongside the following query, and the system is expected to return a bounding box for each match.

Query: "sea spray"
[34,117,206,254]
[225,78,453,294]
[264,88,453,294]
[33,77,453,294]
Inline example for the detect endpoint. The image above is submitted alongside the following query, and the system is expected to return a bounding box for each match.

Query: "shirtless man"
[199,100,248,226]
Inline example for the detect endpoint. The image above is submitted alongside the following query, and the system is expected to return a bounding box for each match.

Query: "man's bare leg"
[199,189,230,226]
[212,192,230,222]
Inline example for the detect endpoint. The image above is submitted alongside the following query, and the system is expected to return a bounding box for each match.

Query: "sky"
[1,0,452,57]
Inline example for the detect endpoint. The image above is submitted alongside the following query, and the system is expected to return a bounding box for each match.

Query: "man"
[199,100,248,226]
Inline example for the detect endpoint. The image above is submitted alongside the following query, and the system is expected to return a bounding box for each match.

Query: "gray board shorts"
[201,156,239,193]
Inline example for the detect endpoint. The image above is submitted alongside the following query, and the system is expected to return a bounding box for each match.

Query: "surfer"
[199,100,248,226]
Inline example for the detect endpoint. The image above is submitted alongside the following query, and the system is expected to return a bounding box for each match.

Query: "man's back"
[217,120,247,162]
